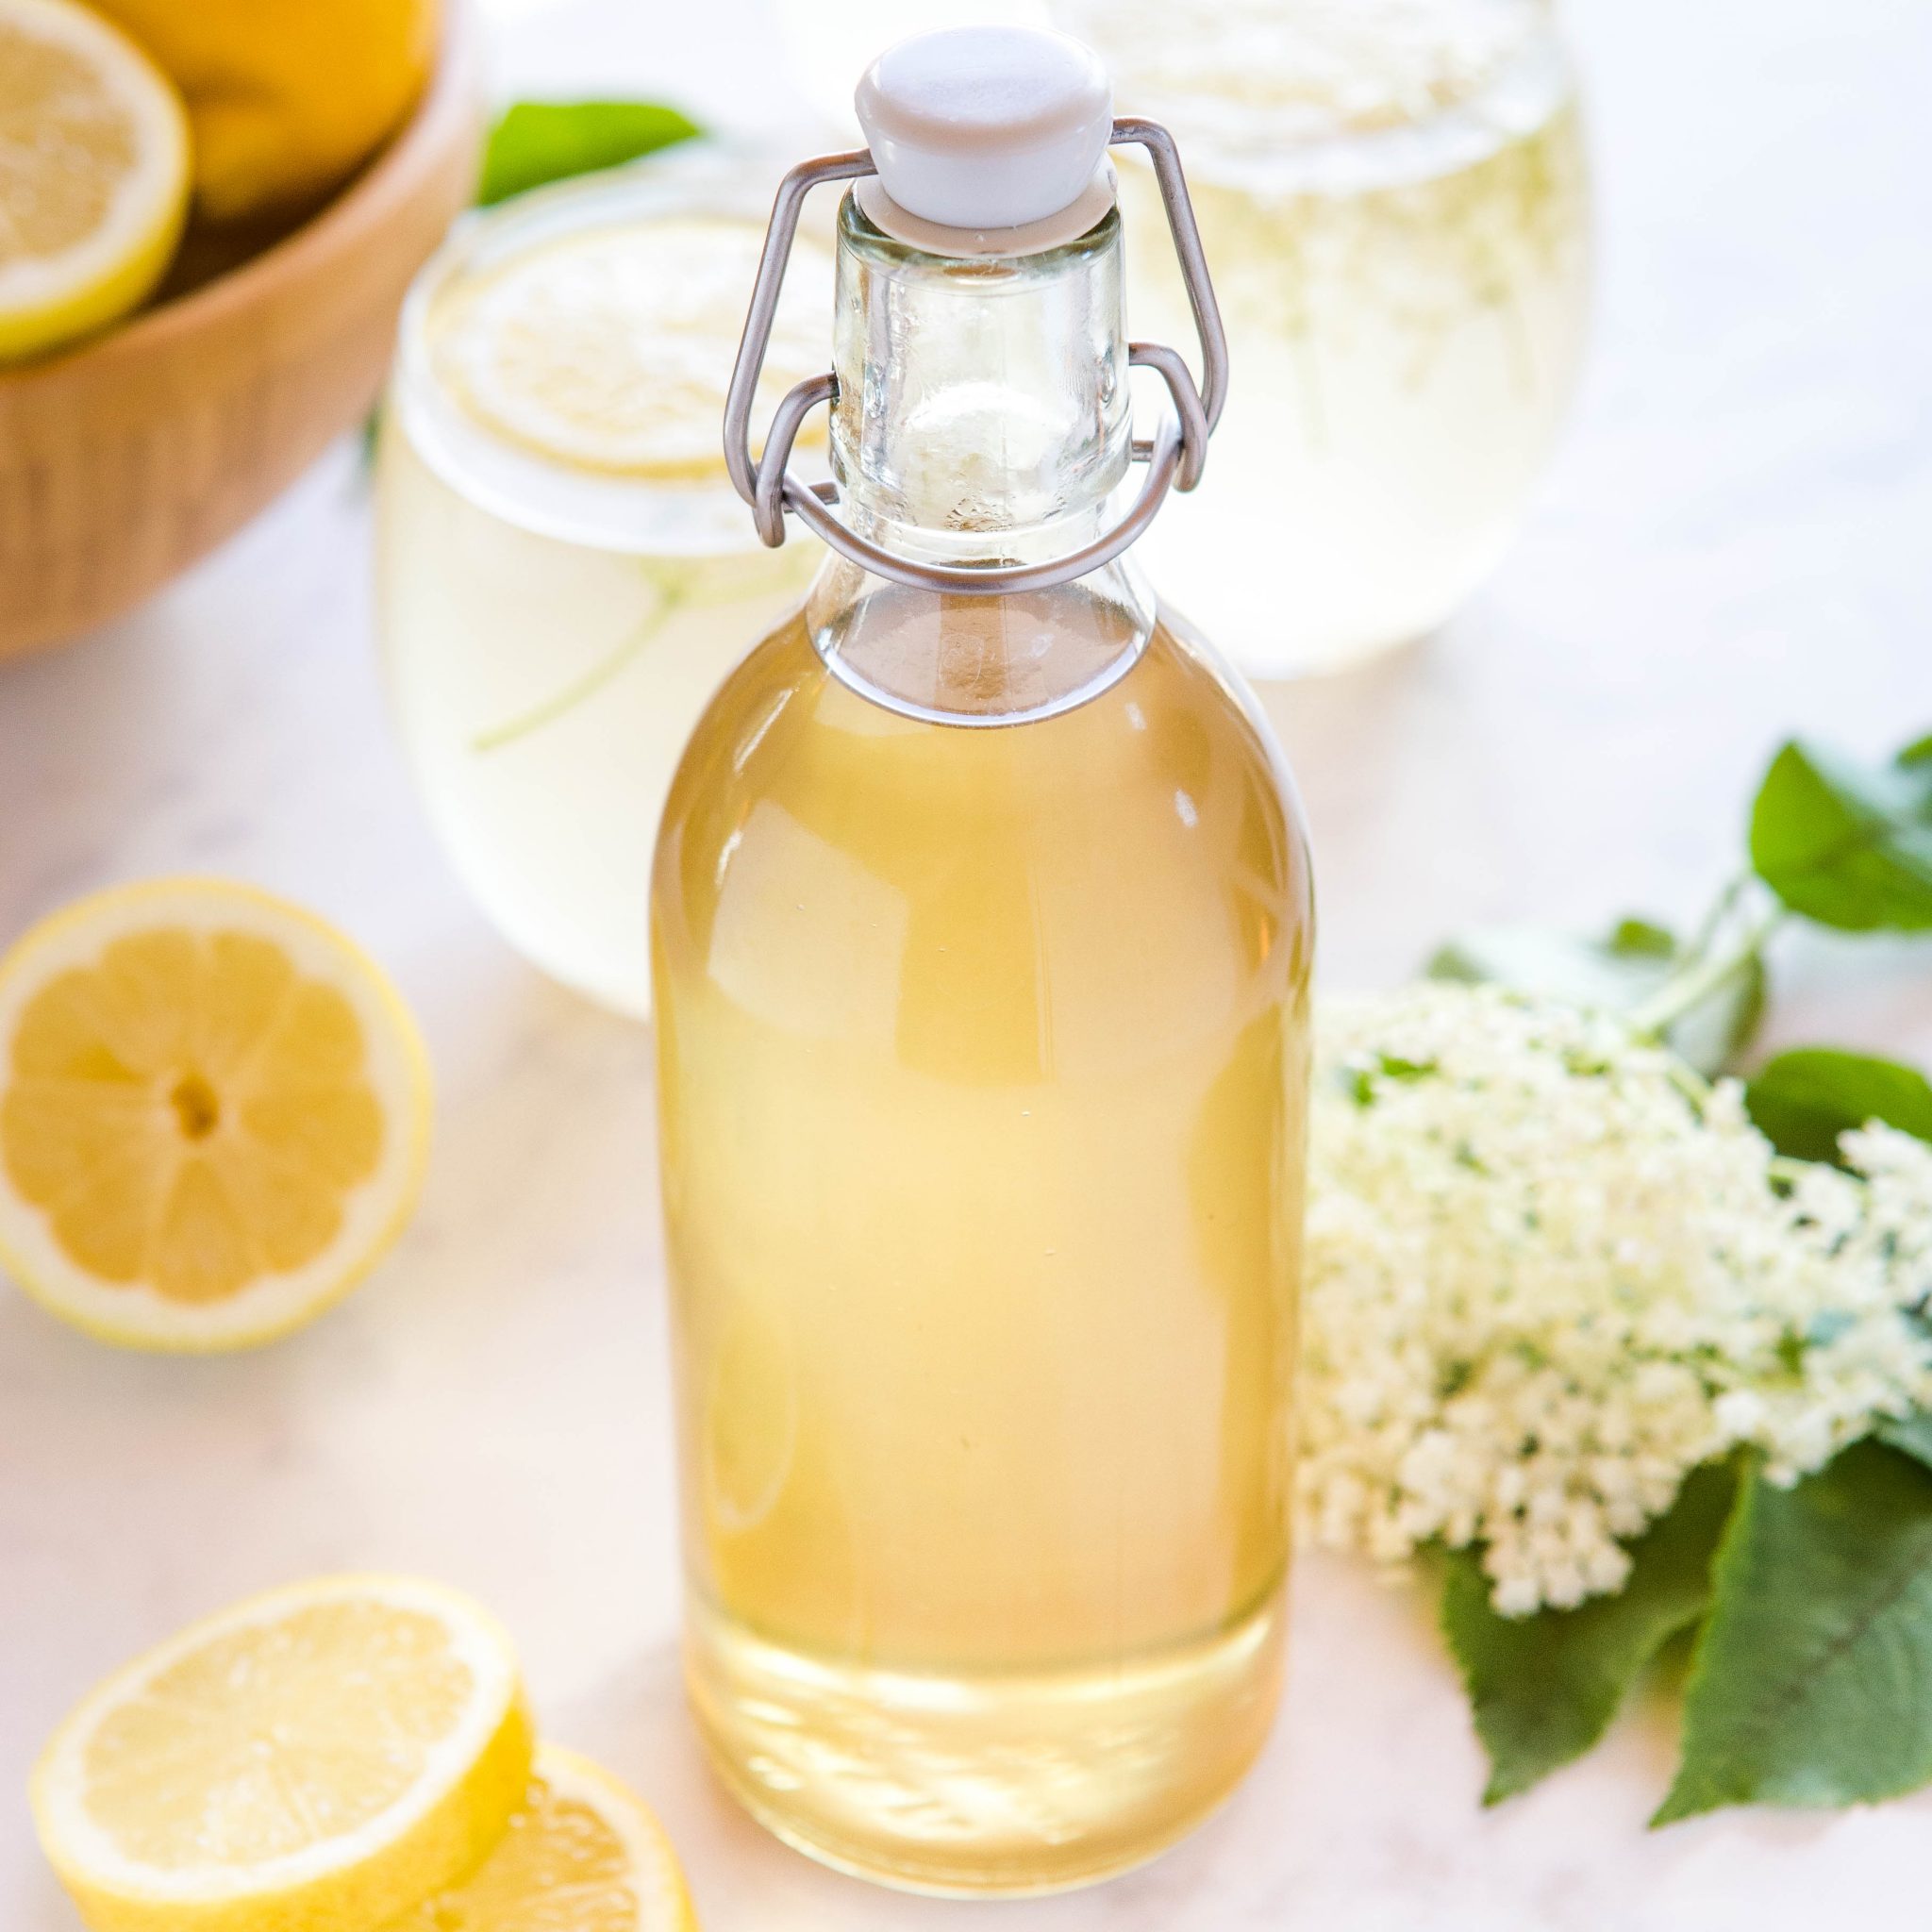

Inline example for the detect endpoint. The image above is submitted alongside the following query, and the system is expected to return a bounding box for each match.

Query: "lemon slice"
[0,877,432,1352]
[433,212,834,478]
[32,1576,536,1932]
[0,0,191,362]
[393,1746,695,1932]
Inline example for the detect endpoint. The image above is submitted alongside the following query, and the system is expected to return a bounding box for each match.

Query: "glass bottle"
[653,26,1314,1895]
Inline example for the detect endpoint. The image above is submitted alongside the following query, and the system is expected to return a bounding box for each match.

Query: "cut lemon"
[0,877,432,1351]
[432,212,834,477]
[32,1576,536,1932]
[392,1746,696,1932]
[0,0,191,362]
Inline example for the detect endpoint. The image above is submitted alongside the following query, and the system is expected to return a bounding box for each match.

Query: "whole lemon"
[89,0,441,221]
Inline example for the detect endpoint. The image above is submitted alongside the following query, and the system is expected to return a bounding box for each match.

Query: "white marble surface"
[4,0,1931,1926]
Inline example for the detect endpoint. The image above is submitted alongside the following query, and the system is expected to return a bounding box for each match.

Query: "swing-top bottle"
[652,24,1315,1895]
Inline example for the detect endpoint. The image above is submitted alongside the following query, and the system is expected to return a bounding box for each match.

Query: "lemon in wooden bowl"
[0,0,191,362]
[0,1,481,658]
[92,0,442,223]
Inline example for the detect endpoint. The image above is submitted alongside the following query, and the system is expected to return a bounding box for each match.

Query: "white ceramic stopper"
[855,25,1114,234]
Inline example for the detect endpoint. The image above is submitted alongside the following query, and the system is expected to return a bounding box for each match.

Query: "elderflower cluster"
[1298,983,1932,1617]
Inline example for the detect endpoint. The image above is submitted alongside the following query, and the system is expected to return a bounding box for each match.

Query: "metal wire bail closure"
[722,117,1228,599]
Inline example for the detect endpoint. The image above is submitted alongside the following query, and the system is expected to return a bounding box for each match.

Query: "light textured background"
[3,1,1930,1926]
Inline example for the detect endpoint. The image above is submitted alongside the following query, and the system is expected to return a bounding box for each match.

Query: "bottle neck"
[832,194,1132,558]
[810,193,1153,725]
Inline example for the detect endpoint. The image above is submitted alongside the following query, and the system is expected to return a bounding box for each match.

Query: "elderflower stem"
[1630,892,1786,1041]
[1685,868,1753,962]
[470,564,692,754]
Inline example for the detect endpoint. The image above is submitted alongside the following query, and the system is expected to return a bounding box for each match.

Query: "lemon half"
[0,877,432,1351]
[395,1746,696,1932]
[0,0,190,362]
[32,1576,535,1932]
[432,212,834,478]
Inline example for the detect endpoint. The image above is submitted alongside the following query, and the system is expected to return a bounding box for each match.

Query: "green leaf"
[1440,1462,1737,1804]
[1427,916,1765,1077]
[1744,1048,1932,1165]
[1748,737,1932,931]
[1879,1414,1932,1471]
[1657,1442,1932,1823]
[478,101,702,207]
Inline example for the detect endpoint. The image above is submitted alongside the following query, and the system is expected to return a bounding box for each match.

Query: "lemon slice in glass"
[31,1576,535,1932]
[433,212,835,478]
[392,1746,695,1932]
[0,0,191,362]
[0,877,432,1351]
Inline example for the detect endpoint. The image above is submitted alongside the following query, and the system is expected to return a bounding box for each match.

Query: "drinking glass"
[376,151,828,1015]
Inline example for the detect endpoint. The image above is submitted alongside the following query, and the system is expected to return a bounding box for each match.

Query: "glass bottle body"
[654,591,1311,1891]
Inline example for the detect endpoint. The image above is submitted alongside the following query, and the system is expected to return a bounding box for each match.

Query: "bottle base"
[684,1586,1287,1896]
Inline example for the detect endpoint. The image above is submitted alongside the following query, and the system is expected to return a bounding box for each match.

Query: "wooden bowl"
[0,6,484,660]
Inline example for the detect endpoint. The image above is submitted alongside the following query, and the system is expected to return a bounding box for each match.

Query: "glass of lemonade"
[376,150,833,1017]
[1058,0,1592,676]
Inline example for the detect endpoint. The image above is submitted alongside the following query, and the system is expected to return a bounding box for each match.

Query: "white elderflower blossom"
[1299,983,1932,1617]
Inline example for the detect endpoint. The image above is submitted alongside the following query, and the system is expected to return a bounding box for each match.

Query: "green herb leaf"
[1657,1442,1932,1823]
[1748,737,1932,931]
[1440,1462,1736,1804]
[478,101,702,207]
[1427,916,1765,1077]
[1744,1048,1932,1165]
